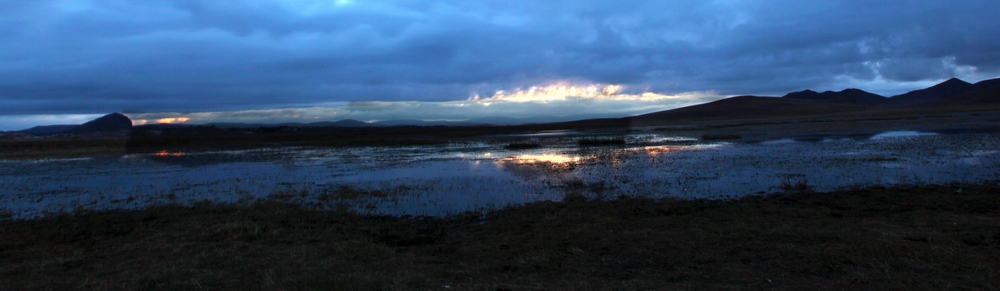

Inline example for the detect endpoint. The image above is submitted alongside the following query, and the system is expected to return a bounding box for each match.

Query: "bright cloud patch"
[133,117,192,126]
[122,84,724,126]
[469,84,684,103]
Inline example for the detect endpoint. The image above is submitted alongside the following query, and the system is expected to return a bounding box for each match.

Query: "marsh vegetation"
[1,184,998,290]
[3,109,1000,289]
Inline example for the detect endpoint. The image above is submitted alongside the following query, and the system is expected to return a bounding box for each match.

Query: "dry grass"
[1,184,999,290]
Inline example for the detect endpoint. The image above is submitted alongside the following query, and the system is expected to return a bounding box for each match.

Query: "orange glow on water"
[644,146,685,156]
[510,154,581,164]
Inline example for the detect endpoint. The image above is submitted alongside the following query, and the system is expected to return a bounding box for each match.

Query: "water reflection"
[870,131,937,139]
[643,146,685,156]
[2,131,998,219]
[496,153,586,179]
[508,154,582,164]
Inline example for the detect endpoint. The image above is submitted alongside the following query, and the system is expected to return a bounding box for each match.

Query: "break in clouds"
[125,85,723,125]
[1,0,1000,128]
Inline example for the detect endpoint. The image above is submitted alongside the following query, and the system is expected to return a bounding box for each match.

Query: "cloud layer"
[2,0,999,126]
[126,83,723,126]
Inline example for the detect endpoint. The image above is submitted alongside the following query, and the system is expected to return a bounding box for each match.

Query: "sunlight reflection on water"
[1,132,999,218]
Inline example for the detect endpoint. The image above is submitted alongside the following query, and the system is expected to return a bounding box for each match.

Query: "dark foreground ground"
[1,184,998,290]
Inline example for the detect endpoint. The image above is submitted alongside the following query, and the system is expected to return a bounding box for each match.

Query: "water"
[1,131,998,218]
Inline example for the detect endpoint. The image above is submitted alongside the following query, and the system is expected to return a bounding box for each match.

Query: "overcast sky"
[2,0,999,130]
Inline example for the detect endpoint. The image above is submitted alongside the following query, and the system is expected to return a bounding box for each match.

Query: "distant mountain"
[618,77,1000,126]
[20,124,78,135]
[206,119,373,128]
[306,119,372,127]
[888,78,974,106]
[972,78,1000,91]
[203,122,275,128]
[17,77,1000,134]
[783,88,887,105]
[68,113,132,133]
[915,78,1000,108]
[135,123,192,130]
[464,116,531,125]
[628,95,870,125]
[372,119,486,126]
[466,114,621,125]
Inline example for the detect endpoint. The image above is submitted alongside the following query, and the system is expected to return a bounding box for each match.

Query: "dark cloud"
[1,0,999,117]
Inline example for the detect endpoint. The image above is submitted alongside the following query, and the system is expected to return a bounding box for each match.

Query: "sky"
[2,0,1000,130]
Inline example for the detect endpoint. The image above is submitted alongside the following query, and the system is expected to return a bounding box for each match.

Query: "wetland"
[2,111,1000,290]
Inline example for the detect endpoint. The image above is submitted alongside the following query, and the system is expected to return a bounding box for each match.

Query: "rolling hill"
[68,113,133,133]
[887,78,974,106]
[628,95,871,125]
[622,77,1000,126]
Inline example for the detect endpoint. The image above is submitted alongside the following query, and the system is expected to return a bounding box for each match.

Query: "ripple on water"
[869,131,937,139]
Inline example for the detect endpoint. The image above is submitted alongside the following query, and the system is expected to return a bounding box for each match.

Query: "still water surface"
[2,131,998,218]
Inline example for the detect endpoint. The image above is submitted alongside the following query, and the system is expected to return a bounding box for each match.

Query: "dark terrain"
[1,184,998,290]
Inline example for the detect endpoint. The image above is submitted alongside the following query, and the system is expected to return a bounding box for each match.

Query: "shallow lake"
[2,131,999,218]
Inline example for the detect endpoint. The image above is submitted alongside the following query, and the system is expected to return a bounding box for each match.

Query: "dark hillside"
[915,78,1000,108]
[783,88,887,106]
[888,78,974,106]
[68,113,132,133]
[628,96,868,125]
[20,124,78,135]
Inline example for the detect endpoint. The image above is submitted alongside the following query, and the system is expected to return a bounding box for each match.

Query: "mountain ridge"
[15,77,1000,134]
[887,77,974,106]
[621,77,1000,126]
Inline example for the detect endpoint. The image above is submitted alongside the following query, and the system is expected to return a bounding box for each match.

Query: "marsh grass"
[314,184,414,201]
[562,179,615,201]
[2,184,1000,290]
[778,177,812,192]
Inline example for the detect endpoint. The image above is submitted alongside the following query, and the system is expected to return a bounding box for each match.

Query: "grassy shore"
[1,184,998,290]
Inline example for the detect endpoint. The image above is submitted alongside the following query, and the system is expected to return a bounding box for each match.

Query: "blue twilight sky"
[1,0,999,130]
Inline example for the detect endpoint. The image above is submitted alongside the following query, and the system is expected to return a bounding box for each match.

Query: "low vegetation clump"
[778,177,812,192]
[1,184,999,290]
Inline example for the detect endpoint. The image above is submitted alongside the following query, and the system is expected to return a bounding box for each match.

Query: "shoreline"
[2,107,999,160]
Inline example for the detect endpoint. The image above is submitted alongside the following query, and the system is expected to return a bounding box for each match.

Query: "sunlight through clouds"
[468,83,698,103]
[132,118,190,126]
[123,83,724,127]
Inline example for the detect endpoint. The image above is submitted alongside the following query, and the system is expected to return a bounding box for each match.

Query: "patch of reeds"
[777,177,811,192]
